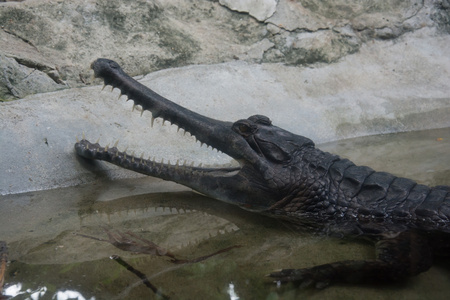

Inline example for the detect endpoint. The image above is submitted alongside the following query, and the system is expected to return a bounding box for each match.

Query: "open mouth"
[74,59,244,180]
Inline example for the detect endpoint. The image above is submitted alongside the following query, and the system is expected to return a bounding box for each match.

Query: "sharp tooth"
[111,86,114,92]
[162,119,166,126]
[132,103,136,112]
[114,140,119,148]
[104,144,109,151]
[118,93,122,99]
[82,132,85,140]
[102,84,106,91]
[200,142,204,147]
[140,110,144,117]
[96,138,100,144]
[198,163,203,167]
[76,136,79,142]
[151,116,155,128]
[177,127,180,132]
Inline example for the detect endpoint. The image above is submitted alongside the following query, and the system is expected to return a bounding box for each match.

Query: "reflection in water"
[227,282,239,300]
[3,283,94,300]
[53,290,95,300]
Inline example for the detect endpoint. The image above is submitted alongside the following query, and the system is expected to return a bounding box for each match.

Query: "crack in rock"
[219,0,277,22]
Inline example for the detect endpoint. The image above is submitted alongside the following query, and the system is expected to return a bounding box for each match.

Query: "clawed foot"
[268,265,335,289]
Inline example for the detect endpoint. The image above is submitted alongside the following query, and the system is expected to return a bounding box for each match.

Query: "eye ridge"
[249,115,272,126]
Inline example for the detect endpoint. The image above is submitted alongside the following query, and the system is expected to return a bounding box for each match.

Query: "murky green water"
[1,128,449,299]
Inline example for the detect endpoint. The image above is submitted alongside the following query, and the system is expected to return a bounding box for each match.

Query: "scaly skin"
[75,59,450,288]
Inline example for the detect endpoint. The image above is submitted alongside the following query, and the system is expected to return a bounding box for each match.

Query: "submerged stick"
[110,255,170,300]
[74,228,240,263]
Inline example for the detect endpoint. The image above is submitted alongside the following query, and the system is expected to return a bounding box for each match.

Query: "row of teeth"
[103,84,223,153]
[78,134,234,169]
[81,207,239,248]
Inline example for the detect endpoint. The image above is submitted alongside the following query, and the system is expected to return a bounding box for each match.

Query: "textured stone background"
[1,0,449,100]
[1,0,449,194]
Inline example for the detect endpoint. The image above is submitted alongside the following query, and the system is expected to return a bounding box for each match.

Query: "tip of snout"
[90,58,122,79]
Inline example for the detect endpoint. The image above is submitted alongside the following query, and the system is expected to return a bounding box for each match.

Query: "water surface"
[1,128,449,299]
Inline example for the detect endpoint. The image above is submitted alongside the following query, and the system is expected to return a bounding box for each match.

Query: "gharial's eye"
[232,120,256,136]
[239,124,252,133]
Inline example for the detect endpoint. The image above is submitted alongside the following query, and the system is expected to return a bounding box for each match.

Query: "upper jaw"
[89,58,264,166]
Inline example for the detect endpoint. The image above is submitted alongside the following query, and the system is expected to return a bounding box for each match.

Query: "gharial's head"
[75,59,315,212]
[230,114,315,204]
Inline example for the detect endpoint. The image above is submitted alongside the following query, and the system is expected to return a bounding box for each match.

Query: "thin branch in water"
[74,227,240,264]
[110,255,170,300]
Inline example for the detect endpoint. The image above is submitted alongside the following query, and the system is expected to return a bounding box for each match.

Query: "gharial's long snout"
[75,59,277,210]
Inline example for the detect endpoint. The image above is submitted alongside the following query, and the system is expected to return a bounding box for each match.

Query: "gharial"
[75,58,450,288]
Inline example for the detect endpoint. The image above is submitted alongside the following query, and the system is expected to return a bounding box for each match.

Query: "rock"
[1,0,448,99]
[265,30,360,65]
[0,0,266,98]
[0,54,65,101]
[237,38,275,61]
[1,28,449,195]
[219,0,277,21]
[266,0,330,31]
[431,0,450,33]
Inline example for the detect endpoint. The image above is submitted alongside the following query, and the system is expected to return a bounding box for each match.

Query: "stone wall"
[1,0,449,100]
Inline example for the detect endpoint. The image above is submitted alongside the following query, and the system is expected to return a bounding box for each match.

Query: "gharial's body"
[75,59,450,288]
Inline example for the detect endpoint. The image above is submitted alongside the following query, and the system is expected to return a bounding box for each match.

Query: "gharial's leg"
[269,231,433,288]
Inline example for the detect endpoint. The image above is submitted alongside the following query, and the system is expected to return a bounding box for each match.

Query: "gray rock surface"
[1,28,449,195]
[1,0,449,100]
[219,0,277,21]
[0,54,64,99]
